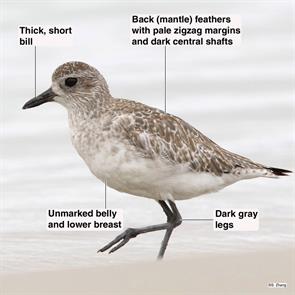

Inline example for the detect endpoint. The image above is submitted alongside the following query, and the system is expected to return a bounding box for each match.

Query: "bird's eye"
[65,77,78,87]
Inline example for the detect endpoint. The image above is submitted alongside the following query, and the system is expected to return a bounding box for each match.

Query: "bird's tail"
[267,167,292,177]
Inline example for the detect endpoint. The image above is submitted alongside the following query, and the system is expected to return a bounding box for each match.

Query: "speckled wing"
[115,101,263,176]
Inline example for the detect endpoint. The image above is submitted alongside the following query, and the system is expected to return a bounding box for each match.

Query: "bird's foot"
[98,200,182,258]
[97,228,139,254]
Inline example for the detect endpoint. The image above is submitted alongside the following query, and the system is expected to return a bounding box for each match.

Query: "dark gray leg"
[97,200,182,259]
[157,200,182,259]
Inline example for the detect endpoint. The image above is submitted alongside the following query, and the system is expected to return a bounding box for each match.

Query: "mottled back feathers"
[109,99,266,177]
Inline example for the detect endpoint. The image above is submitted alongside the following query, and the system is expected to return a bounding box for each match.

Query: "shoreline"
[1,248,294,294]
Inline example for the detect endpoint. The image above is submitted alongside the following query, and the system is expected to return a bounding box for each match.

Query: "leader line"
[182,219,213,221]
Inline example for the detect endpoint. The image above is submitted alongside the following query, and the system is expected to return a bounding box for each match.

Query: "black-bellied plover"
[23,61,291,259]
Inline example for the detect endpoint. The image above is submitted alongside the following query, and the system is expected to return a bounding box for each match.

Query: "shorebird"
[23,61,291,259]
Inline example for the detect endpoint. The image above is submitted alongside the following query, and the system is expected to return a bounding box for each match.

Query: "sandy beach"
[1,249,294,295]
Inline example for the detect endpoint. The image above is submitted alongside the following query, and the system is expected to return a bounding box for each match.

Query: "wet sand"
[1,248,294,295]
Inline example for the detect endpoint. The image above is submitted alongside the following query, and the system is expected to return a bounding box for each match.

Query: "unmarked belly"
[86,150,238,200]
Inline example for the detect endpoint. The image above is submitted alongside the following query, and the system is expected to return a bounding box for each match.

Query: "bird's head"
[22,61,110,111]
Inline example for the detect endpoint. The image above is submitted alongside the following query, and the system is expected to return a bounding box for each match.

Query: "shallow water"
[1,1,294,274]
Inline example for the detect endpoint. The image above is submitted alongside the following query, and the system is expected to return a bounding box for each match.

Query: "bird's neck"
[69,94,114,119]
[68,96,115,136]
